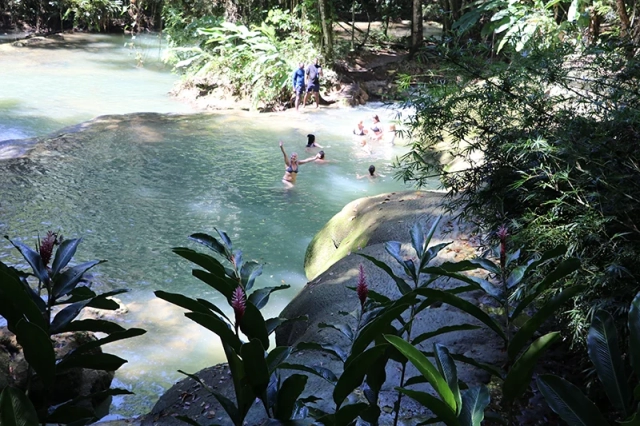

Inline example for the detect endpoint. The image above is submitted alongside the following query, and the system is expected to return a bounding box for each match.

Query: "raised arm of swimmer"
[280,141,291,167]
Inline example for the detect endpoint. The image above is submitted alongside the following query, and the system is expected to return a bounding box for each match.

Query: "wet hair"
[318,150,325,159]
[291,152,298,160]
[368,165,376,176]
[306,134,316,147]
[372,115,380,122]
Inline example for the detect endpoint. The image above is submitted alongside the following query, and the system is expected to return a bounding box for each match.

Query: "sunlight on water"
[0,33,436,417]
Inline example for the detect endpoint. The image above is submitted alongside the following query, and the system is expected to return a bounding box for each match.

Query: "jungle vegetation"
[2,0,640,423]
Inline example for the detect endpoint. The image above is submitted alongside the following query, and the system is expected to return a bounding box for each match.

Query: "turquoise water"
[0,34,423,416]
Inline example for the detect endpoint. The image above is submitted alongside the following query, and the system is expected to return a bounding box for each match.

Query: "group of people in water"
[279,114,395,188]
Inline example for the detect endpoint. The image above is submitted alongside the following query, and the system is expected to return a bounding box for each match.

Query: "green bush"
[397,40,640,344]
[164,8,321,110]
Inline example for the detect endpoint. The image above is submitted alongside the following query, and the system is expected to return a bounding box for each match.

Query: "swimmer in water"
[357,164,385,179]
[305,134,323,148]
[279,141,319,188]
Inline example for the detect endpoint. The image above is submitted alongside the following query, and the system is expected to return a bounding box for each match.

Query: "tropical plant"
[156,229,314,426]
[397,39,640,347]
[164,9,321,110]
[356,217,582,423]
[0,232,145,424]
[385,336,491,426]
[537,290,640,425]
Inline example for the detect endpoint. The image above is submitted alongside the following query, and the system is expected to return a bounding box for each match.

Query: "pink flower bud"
[231,286,246,324]
[356,264,368,308]
[39,231,58,267]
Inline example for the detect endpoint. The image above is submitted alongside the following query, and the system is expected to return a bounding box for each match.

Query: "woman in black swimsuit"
[279,141,319,188]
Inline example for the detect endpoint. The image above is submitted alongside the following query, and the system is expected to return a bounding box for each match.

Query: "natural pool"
[0,33,426,416]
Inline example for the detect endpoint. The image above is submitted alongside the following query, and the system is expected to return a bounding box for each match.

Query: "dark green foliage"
[0,234,143,424]
[537,291,640,425]
[158,230,316,425]
[398,40,640,344]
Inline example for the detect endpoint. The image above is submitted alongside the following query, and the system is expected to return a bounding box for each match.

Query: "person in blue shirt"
[292,62,305,111]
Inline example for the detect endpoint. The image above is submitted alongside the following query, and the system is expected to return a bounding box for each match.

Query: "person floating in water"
[305,134,323,148]
[279,141,319,188]
[292,62,305,111]
[357,164,385,179]
[353,120,368,136]
[303,58,323,109]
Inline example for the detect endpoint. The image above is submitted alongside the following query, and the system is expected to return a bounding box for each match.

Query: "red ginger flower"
[39,231,58,267]
[231,286,246,324]
[356,264,368,308]
[497,225,509,269]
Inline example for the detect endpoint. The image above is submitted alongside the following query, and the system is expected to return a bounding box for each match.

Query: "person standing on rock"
[303,58,323,109]
[292,62,305,111]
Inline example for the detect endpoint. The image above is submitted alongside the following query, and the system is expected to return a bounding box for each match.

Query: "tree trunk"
[616,0,631,37]
[410,0,423,57]
[318,0,333,60]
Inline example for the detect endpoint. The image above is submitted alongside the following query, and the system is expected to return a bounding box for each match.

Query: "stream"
[0,32,427,417]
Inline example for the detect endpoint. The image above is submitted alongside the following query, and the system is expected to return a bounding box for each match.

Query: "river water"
[0,33,425,417]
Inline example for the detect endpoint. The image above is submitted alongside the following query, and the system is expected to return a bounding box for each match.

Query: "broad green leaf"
[265,315,308,336]
[395,388,459,425]
[240,303,269,350]
[266,346,292,373]
[154,291,210,316]
[56,353,127,371]
[279,363,337,384]
[192,269,235,300]
[628,291,640,378]
[172,247,226,275]
[57,328,146,368]
[588,310,631,416]
[215,229,233,251]
[196,298,232,323]
[412,324,481,346]
[188,232,228,256]
[419,269,502,299]
[536,374,610,426]
[411,221,426,258]
[506,265,526,289]
[50,238,81,277]
[240,261,263,292]
[348,302,411,363]
[502,332,560,403]
[248,285,289,310]
[0,387,39,426]
[415,288,507,342]
[0,262,48,332]
[334,344,387,408]
[15,319,55,388]
[385,335,456,410]
[275,374,308,420]
[52,260,104,299]
[359,253,413,295]
[458,386,490,426]
[335,402,368,425]
[185,311,241,353]
[435,344,462,413]
[420,242,453,272]
[511,258,581,320]
[54,319,125,334]
[508,286,584,360]
[7,237,48,283]
[385,241,416,280]
[241,339,270,397]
